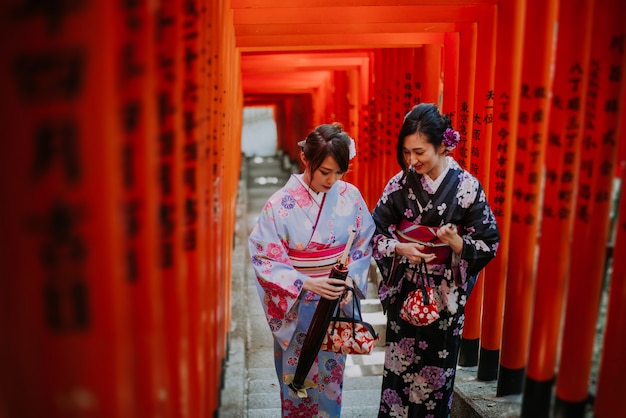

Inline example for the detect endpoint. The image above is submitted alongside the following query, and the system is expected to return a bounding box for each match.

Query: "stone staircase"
[219,155,526,418]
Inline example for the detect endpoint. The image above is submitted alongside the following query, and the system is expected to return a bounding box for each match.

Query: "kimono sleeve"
[370,173,405,279]
[456,174,501,281]
[346,188,376,298]
[248,198,308,348]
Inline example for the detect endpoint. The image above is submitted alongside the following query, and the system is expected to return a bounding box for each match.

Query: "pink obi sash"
[396,219,456,263]
[288,244,346,279]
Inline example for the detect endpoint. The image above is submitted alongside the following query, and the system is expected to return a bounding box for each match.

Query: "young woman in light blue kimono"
[248,123,375,417]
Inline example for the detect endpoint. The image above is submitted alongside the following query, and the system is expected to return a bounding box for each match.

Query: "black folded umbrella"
[285,228,356,398]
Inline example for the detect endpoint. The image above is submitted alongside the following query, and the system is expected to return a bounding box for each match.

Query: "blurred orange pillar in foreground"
[0,1,135,416]
[118,0,172,416]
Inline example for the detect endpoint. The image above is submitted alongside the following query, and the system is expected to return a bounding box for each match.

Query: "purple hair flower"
[442,128,460,151]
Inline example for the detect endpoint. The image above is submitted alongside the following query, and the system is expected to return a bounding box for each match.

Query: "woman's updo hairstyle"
[298,123,353,176]
[396,103,455,171]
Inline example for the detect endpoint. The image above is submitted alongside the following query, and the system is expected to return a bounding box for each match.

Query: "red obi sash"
[396,219,456,263]
[288,244,346,279]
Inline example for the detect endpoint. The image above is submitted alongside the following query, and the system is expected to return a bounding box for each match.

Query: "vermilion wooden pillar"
[197,1,213,413]
[117,0,172,416]
[275,101,284,156]
[155,0,191,416]
[468,5,496,191]
[315,71,332,125]
[376,49,395,187]
[452,22,477,172]
[397,48,416,117]
[421,43,442,105]
[458,5,497,368]
[369,47,415,196]
[181,0,205,416]
[452,20,478,366]
[498,0,558,396]
[346,69,363,187]
[479,0,524,382]
[206,1,222,413]
[274,98,288,157]
[219,1,233,397]
[361,51,378,208]
[554,0,625,415]
[521,0,592,415]
[223,20,243,359]
[221,9,242,380]
[281,94,313,162]
[333,70,350,129]
[441,31,459,125]
[397,47,417,147]
[352,55,371,198]
[284,97,297,159]
[376,48,390,190]
[329,69,354,185]
[0,1,134,417]
[370,48,382,208]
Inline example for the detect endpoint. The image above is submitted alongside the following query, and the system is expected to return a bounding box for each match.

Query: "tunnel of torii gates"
[0,0,625,417]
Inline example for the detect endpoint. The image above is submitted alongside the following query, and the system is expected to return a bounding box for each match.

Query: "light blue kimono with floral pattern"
[249,174,375,417]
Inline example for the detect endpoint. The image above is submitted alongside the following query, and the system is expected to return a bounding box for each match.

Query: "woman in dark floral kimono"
[372,103,500,418]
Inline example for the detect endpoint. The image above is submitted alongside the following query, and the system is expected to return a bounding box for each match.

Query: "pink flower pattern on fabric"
[266,242,288,263]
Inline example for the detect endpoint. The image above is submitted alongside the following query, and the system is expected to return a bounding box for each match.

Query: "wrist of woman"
[393,242,406,257]
[450,236,463,255]
[301,277,313,292]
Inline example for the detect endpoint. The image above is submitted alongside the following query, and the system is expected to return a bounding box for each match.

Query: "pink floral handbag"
[320,288,380,355]
[400,259,440,326]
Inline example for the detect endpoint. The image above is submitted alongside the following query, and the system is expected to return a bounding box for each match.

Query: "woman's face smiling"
[303,154,345,193]
[402,132,446,180]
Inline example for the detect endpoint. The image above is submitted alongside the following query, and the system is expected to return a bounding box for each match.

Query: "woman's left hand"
[437,223,463,254]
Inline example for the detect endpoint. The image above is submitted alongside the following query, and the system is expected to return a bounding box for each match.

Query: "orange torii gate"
[1,1,625,417]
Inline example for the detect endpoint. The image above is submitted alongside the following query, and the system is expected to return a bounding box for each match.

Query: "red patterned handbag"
[400,259,440,326]
[320,287,380,355]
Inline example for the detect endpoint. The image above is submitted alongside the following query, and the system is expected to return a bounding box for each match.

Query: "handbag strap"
[329,287,363,338]
[332,286,363,319]
[418,258,432,286]
[407,258,432,286]
[407,258,433,305]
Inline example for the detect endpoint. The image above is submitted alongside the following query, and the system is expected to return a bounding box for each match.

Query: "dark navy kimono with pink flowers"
[372,157,500,418]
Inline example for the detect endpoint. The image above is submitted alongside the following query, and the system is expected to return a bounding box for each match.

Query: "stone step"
[240,405,381,418]
[359,298,382,313]
[246,379,382,416]
[345,348,385,382]
[361,310,387,345]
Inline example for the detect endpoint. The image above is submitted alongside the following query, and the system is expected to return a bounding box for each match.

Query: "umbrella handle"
[339,227,356,267]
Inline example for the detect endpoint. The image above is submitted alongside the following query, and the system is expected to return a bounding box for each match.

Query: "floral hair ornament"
[442,128,460,151]
[348,137,357,160]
